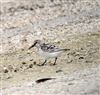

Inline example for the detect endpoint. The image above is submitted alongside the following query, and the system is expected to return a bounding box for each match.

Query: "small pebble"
[14,68,19,72]
[68,82,74,85]
[30,7,34,11]
[56,70,63,73]
[79,57,84,59]
[30,59,33,61]
[33,61,37,65]
[4,69,8,73]
[3,67,9,73]
[22,62,27,65]
[6,76,12,79]
[29,64,33,68]
[27,52,30,54]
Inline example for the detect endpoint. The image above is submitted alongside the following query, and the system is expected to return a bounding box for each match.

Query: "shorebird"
[29,40,69,66]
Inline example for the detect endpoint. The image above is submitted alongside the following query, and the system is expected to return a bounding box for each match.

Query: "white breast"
[38,48,62,59]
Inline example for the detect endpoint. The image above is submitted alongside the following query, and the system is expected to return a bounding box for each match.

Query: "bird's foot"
[36,60,47,66]
[50,63,57,66]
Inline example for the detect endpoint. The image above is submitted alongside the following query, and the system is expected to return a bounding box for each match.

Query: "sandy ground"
[0,0,100,95]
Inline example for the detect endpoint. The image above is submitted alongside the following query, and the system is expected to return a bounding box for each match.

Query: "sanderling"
[29,40,69,66]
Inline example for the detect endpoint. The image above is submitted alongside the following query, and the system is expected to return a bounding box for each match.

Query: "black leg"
[53,57,57,65]
[40,60,47,66]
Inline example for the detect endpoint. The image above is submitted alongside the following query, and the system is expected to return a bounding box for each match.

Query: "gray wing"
[40,43,62,53]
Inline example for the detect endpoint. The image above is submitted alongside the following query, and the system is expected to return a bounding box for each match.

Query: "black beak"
[28,42,37,49]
